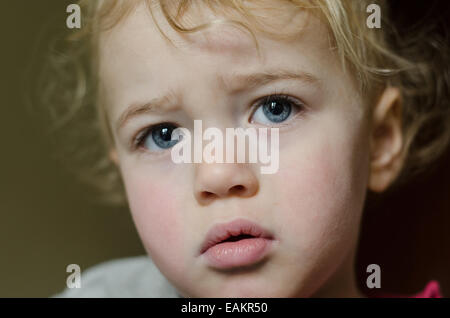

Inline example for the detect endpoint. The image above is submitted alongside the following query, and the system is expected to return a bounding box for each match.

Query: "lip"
[199,218,275,270]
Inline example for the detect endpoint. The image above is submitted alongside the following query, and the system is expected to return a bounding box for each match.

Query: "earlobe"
[368,86,404,192]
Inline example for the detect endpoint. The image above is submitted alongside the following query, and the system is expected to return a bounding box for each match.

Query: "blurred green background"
[1,0,449,298]
[0,0,145,297]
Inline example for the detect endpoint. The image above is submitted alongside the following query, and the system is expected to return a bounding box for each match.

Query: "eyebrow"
[220,69,320,93]
[116,69,320,130]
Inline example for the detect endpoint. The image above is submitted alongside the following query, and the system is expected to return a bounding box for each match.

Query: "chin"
[191,279,304,298]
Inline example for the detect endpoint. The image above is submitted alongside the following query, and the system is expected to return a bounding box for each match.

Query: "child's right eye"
[134,123,180,151]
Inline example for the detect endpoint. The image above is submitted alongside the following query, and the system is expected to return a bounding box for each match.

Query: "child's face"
[100,3,372,297]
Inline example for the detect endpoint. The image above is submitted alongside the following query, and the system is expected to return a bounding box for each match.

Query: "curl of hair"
[40,0,450,205]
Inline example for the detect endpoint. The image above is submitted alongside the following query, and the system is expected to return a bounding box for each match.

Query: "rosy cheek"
[274,134,365,254]
[278,151,338,232]
[122,173,187,277]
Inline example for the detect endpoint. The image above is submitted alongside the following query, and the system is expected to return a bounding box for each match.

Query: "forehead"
[98,1,331,59]
[98,1,338,115]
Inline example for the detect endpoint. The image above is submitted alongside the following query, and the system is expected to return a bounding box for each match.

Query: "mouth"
[199,218,275,270]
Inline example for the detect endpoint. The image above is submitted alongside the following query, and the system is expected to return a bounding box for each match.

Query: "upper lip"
[199,218,274,255]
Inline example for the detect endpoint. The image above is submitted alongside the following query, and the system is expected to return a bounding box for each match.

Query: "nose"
[194,163,259,205]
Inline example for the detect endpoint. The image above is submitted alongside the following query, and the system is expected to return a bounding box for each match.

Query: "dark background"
[356,0,450,297]
[0,0,448,297]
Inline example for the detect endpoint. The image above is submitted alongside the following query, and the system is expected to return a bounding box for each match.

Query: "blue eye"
[250,94,303,125]
[136,123,180,151]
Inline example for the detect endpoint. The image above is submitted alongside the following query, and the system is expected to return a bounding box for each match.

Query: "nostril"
[200,191,215,200]
[197,185,252,203]
[229,185,245,194]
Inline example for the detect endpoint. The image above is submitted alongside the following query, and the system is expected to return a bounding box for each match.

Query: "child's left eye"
[250,94,304,125]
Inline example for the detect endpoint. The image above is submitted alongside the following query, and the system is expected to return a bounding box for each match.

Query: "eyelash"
[248,92,305,124]
[132,92,306,150]
[133,123,176,151]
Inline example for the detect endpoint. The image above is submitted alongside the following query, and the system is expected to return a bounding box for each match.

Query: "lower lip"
[202,237,273,270]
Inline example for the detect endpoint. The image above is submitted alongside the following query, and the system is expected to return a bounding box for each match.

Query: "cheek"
[121,170,188,278]
[268,128,369,295]
[274,127,369,256]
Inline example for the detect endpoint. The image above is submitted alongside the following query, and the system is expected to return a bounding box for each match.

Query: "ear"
[368,86,404,192]
[109,148,119,166]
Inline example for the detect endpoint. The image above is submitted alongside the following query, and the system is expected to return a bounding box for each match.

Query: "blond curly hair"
[40,0,450,205]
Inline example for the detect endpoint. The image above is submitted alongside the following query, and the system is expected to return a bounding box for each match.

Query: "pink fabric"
[371,280,443,298]
[411,281,442,298]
